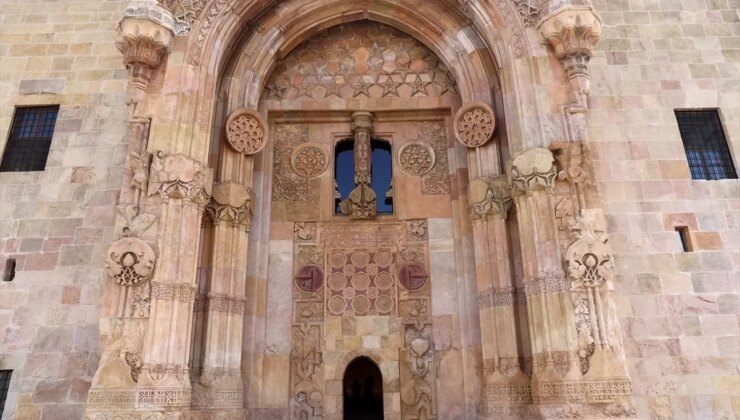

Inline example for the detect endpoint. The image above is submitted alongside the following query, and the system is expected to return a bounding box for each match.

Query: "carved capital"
[350,111,374,134]
[147,151,213,205]
[469,175,513,220]
[105,237,156,286]
[538,7,602,104]
[205,182,254,229]
[116,0,175,92]
[511,147,557,193]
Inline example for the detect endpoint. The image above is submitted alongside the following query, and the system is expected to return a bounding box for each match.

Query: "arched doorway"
[342,357,384,420]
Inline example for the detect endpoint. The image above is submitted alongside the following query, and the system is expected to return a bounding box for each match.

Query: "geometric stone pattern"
[262,21,457,101]
[273,124,309,201]
[326,249,396,316]
[418,121,450,195]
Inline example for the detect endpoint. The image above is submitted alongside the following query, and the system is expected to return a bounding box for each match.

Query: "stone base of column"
[191,381,244,411]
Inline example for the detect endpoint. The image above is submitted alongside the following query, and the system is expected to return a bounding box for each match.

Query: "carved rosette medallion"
[295,265,324,293]
[399,263,429,290]
[290,144,328,178]
[225,109,268,155]
[398,142,436,176]
[454,102,496,148]
[105,237,156,286]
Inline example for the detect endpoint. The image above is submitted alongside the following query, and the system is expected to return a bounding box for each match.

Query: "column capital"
[538,7,602,106]
[469,175,512,220]
[205,182,255,230]
[350,111,374,133]
[147,151,213,205]
[511,147,557,194]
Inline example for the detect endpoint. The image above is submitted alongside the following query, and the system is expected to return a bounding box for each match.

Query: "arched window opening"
[342,356,384,419]
[334,138,393,215]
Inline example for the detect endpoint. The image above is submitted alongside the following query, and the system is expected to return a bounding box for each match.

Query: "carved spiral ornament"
[225,109,267,155]
[105,237,156,286]
[398,143,436,176]
[291,144,328,178]
[453,102,496,148]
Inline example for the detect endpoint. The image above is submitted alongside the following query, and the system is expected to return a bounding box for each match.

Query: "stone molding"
[225,108,268,155]
[116,0,175,92]
[538,7,602,105]
[453,101,496,148]
[147,151,213,205]
[469,175,513,220]
[205,182,254,229]
[87,387,191,409]
[205,294,245,314]
[150,281,197,302]
[477,287,515,309]
[511,147,557,193]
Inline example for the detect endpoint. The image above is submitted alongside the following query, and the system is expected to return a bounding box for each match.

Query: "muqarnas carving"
[105,238,156,286]
[225,108,268,155]
[454,101,496,148]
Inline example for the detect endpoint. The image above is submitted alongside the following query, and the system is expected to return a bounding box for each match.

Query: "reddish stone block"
[42,238,73,252]
[24,253,59,271]
[662,212,699,230]
[32,379,69,403]
[690,231,723,250]
[61,285,80,304]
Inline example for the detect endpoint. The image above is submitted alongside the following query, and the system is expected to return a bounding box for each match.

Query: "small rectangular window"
[3,258,15,282]
[675,226,692,252]
[0,370,12,416]
[0,106,60,172]
[675,110,737,180]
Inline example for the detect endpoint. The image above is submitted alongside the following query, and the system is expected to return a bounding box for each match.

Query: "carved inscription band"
[150,281,197,302]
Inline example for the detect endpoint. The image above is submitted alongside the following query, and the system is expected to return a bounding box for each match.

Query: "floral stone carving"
[148,151,213,204]
[291,144,328,178]
[398,142,436,176]
[566,210,613,291]
[205,182,254,228]
[511,147,557,193]
[454,101,496,148]
[468,175,512,220]
[225,108,268,155]
[106,237,156,286]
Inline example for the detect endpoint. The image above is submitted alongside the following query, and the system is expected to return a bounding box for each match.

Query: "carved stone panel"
[291,144,328,178]
[105,237,156,286]
[326,249,396,316]
[398,142,436,176]
[273,124,309,201]
[419,121,450,195]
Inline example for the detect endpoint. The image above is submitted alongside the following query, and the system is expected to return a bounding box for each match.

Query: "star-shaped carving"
[294,83,314,99]
[353,77,373,97]
[407,75,430,97]
[323,81,343,98]
[265,80,287,99]
[433,71,456,95]
[380,75,400,97]
[394,60,414,82]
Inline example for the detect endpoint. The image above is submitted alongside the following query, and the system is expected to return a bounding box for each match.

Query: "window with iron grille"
[0,370,11,416]
[0,106,59,172]
[675,110,737,180]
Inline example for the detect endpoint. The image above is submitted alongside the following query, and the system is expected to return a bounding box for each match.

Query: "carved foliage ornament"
[225,109,268,155]
[454,102,496,148]
[468,175,513,220]
[398,142,436,176]
[206,182,254,228]
[147,151,213,204]
[106,237,156,286]
[566,210,613,290]
[291,144,328,178]
[511,147,557,193]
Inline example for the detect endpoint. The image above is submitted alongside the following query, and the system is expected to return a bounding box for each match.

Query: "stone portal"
[342,357,383,420]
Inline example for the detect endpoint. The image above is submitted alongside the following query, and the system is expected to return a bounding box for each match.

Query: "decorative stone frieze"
[406,219,428,241]
[468,175,513,220]
[398,142,436,176]
[150,281,197,301]
[147,151,213,204]
[511,147,557,193]
[225,108,268,155]
[291,144,328,178]
[538,7,602,105]
[566,210,612,291]
[453,101,496,148]
[206,294,246,314]
[205,182,254,229]
[105,237,156,286]
[116,1,174,96]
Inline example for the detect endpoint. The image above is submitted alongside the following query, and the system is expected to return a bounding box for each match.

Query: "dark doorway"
[342,357,384,420]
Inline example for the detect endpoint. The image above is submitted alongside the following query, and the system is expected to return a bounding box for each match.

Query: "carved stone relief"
[418,122,450,195]
[453,102,496,148]
[406,219,428,242]
[273,124,309,201]
[398,142,436,176]
[291,144,328,178]
[205,181,254,229]
[225,109,268,155]
[147,151,213,204]
[326,249,396,316]
[105,238,156,286]
[262,21,458,101]
[468,175,513,220]
[511,147,557,193]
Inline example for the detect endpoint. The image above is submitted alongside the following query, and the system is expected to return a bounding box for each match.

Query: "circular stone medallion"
[295,265,324,293]
[352,295,371,315]
[375,294,394,314]
[375,272,394,290]
[291,144,328,178]
[398,142,436,176]
[225,109,268,155]
[328,272,347,291]
[351,272,371,291]
[453,102,496,148]
[328,295,347,315]
[398,263,429,290]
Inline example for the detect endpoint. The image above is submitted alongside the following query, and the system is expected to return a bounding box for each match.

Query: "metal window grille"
[0,370,12,416]
[0,106,59,172]
[675,110,737,180]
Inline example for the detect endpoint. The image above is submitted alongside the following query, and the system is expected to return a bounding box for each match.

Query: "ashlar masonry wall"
[0,1,129,418]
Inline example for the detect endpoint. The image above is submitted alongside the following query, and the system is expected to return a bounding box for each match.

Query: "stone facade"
[0,1,736,420]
